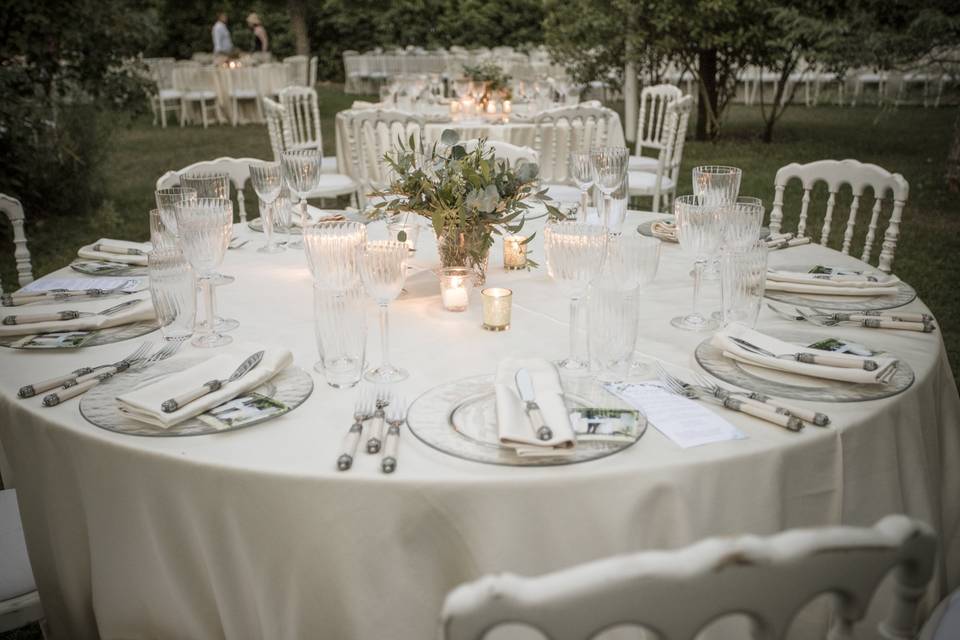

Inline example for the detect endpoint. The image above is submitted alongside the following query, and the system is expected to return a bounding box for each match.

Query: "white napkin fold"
[77,239,151,266]
[712,323,898,384]
[765,269,900,296]
[494,358,575,450]
[0,298,155,337]
[116,345,293,429]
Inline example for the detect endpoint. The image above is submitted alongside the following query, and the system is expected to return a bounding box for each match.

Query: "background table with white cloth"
[0,211,958,639]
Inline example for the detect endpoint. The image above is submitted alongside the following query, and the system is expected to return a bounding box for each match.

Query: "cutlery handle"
[338,421,364,471]
[722,397,803,431]
[381,425,401,473]
[18,369,94,398]
[42,377,105,406]
[743,393,830,427]
[525,405,553,441]
[855,311,932,323]
[3,310,80,325]
[2,295,48,307]
[858,318,934,332]
[161,380,222,413]
[796,353,877,371]
[366,412,385,453]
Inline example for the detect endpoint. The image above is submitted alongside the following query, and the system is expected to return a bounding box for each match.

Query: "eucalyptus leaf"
[440,129,460,146]
[452,145,466,160]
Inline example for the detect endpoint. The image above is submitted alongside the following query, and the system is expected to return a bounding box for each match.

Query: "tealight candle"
[503,235,526,270]
[482,287,512,331]
[440,267,472,312]
[449,101,461,116]
[486,101,497,115]
[503,99,512,114]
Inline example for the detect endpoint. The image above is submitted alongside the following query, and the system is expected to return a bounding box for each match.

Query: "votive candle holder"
[503,235,526,270]
[481,287,512,331]
[440,267,472,312]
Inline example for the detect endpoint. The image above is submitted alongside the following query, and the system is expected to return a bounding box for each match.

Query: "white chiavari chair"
[769,158,909,273]
[347,109,425,207]
[630,83,682,173]
[224,66,263,126]
[628,95,693,213]
[442,515,937,640]
[262,96,287,161]
[461,139,538,169]
[146,57,181,128]
[0,489,43,635]
[533,104,618,190]
[155,158,261,223]
[174,65,219,128]
[283,55,309,87]
[278,86,336,173]
[0,194,34,295]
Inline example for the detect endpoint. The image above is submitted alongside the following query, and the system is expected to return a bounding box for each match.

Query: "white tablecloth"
[1,211,958,639]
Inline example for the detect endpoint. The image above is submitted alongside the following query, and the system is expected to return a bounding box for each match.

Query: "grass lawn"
[1,85,958,381]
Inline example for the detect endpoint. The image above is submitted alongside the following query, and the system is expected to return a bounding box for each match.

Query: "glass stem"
[300,199,308,228]
[264,201,274,249]
[569,295,585,365]
[602,194,613,229]
[379,303,390,369]
[692,259,705,320]
[579,189,589,222]
[202,278,215,336]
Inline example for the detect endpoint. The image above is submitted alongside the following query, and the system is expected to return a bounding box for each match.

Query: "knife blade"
[514,368,553,441]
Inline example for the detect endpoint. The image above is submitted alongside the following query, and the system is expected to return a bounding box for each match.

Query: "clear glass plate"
[0,321,159,349]
[764,264,917,311]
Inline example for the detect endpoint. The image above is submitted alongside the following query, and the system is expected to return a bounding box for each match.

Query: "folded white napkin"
[0,297,155,337]
[766,269,900,296]
[77,239,151,266]
[494,358,575,450]
[117,345,293,429]
[712,323,898,384]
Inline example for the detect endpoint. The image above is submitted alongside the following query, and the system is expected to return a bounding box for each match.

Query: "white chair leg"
[160,102,167,129]
[180,100,187,127]
[201,100,209,129]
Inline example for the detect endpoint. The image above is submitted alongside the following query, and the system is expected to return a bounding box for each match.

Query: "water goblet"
[544,222,608,372]
[590,147,629,230]
[155,186,198,238]
[303,221,367,290]
[722,196,764,251]
[147,248,196,343]
[720,240,769,328]
[149,209,177,250]
[249,161,284,254]
[174,198,234,348]
[670,195,723,331]
[281,149,322,249]
[569,152,594,222]
[360,241,409,383]
[693,165,741,280]
[180,172,231,200]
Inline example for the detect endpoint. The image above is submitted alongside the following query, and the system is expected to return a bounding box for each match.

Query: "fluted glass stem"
[379,303,390,371]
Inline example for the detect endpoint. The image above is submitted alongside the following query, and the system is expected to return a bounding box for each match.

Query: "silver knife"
[515,368,552,441]
[160,351,265,413]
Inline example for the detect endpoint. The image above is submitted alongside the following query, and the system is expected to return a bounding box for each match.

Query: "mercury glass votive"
[440,267,472,312]
[503,235,526,270]
[481,287,512,331]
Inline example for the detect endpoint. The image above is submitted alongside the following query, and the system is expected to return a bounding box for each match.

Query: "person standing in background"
[247,13,269,53]
[212,12,233,60]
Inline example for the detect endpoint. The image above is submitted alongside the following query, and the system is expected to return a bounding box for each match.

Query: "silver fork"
[365,389,390,454]
[382,395,406,474]
[18,342,152,399]
[2,299,142,326]
[338,390,375,471]
[691,371,830,427]
[801,307,935,333]
[42,342,182,406]
[655,364,803,432]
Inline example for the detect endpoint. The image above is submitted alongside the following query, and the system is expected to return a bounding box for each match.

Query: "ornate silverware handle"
[161,380,223,413]
[742,392,829,427]
[721,397,803,432]
[3,310,80,325]
[42,373,113,406]
[18,368,94,398]
[338,421,364,471]
[858,318,934,332]
[794,352,878,371]
[366,410,385,454]
[381,425,401,473]
[525,402,553,441]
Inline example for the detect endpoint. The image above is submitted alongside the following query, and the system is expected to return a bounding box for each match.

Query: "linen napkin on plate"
[77,239,151,266]
[650,220,677,242]
[765,269,900,296]
[712,323,898,384]
[0,298,155,337]
[116,344,293,429]
[494,358,575,451]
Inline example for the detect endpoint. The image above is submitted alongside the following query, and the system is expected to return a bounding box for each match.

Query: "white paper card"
[21,277,148,294]
[605,382,747,449]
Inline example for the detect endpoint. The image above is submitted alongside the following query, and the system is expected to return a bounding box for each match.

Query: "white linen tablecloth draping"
[1,211,958,640]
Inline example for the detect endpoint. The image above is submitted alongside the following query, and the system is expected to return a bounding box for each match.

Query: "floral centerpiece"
[461,62,512,105]
[372,129,562,284]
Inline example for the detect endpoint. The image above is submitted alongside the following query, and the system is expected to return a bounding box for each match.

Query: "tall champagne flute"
[281,150,322,249]
[249,162,284,254]
[590,147,629,230]
[360,241,409,383]
[569,152,594,222]
[671,195,722,331]
[544,222,608,371]
[174,198,234,348]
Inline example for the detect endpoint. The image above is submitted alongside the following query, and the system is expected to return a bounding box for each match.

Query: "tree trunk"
[288,0,310,56]
[624,59,638,146]
[947,109,960,193]
[696,48,718,141]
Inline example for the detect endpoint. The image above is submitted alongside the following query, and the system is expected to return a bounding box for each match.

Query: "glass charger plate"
[407,374,647,466]
[80,357,314,436]
[0,321,158,349]
[694,330,914,402]
[764,264,916,311]
[247,208,368,235]
[638,217,769,242]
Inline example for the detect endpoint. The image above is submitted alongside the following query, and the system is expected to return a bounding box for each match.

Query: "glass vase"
[437,227,491,286]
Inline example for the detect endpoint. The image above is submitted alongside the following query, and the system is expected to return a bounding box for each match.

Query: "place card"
[20,276,148,294]
[604,381,747,449]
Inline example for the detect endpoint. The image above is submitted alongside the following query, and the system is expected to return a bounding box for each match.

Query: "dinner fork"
[655,364,803,432]
[382,395,406,474]
[797,307,934,333]
[2,299,142,326]
[338,390,375,471]
[18,342,152,399]
[41,342,182,406]
[365,389,390,454]
[691,372,830,427]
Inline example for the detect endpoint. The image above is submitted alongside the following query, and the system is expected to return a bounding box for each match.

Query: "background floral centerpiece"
[372,129,561,284]
[460,62,512,105]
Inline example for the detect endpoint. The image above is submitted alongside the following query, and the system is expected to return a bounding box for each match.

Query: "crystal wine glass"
[174,198,234,347]
[722,196,764,251]
[569,152,594,222]
[304,221,367,290]
[693,165,741,280]
[590,147,629,230]
[360,241,409,383]
[671,195,723,331]
[281,149,322,249]
[154,186,198,239]
[179,173,235,287]
[544,222,608,371]
[249,161,284,254]
[272,190,293,247]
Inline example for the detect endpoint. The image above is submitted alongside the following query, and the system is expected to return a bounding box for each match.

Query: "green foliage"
[461,62,513,97]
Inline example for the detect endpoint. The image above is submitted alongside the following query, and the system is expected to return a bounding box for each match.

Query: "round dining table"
[1,210,958,639]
